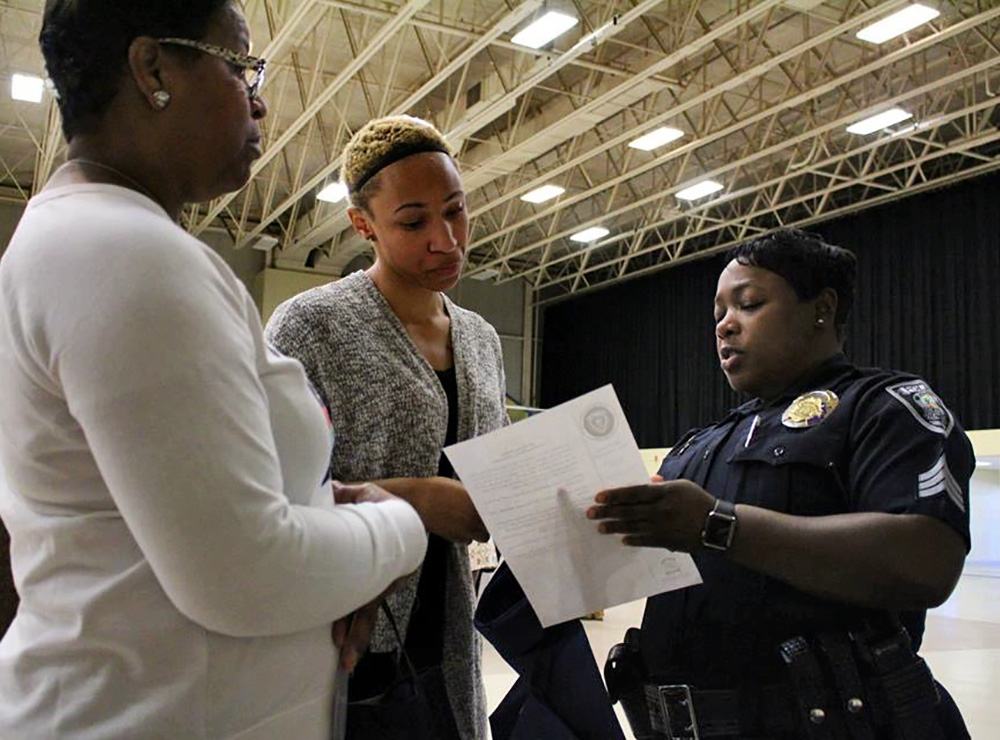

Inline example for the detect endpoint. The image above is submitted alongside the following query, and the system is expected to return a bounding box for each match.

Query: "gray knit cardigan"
[265,270,507,739]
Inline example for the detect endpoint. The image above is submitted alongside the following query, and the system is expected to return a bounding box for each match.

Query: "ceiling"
[2,0,999,305]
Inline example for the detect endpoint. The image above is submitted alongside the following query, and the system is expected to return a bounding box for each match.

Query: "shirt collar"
[727,352,855,417]
[763,352,854,408]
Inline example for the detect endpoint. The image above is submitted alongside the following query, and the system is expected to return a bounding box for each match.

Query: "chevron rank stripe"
[918,453,966,512]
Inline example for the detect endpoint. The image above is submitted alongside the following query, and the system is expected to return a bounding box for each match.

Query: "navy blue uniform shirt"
[640,354,973,688]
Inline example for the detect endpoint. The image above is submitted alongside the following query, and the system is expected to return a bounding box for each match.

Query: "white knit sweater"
[0,185,427,739]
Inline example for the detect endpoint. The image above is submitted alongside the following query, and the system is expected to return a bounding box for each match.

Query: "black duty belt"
[643,682,798,739]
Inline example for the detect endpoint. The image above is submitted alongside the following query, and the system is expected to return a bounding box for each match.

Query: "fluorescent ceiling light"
[512,11,578,49]
[846,108,913,135]
[856,4,940,44]
[676,180,724,201]
[470,268,500,281]
[570,226,609,243]
[251,235,278,252]
[317,181,348,203]
[11,74,44,103]
[521,184,565,203]
[629,127,684,151]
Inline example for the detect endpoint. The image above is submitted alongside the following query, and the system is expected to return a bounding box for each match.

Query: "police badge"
[781,390,840,428]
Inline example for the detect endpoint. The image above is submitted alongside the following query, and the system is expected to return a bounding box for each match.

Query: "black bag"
[344,604,461,740]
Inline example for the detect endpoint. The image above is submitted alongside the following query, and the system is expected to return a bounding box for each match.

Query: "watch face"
[702,508,736,551]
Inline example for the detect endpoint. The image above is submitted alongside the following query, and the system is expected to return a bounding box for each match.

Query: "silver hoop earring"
[151,91,171,110]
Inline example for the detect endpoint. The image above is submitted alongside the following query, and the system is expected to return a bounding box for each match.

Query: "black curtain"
[540,170,1000,447]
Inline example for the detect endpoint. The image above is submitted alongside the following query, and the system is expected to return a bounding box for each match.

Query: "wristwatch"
[701,499,738,552]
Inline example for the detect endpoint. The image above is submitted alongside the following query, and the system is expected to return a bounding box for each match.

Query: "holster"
[604,628,657,739]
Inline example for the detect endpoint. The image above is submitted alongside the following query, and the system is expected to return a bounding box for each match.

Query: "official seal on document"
[582,405,616,439]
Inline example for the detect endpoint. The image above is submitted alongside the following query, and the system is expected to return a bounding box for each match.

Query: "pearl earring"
[151,91,171,110]
[816,318,826,327]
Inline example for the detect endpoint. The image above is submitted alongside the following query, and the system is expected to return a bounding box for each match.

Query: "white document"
[445,384,701,627]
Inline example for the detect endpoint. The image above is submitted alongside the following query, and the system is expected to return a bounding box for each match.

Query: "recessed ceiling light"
[11,74,44,103]
[629,127,684,151]
[251,235,279,252]
[856,4,940,44]
[676,180,724,201]
[570,226,609,243]
[470,268,500,281]
[521,184,565,204]
[512,11,579,49]
[317,181,348,203]
[846,108,913,135]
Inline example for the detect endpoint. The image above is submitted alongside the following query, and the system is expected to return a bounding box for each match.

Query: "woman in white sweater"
[0,2,426,738]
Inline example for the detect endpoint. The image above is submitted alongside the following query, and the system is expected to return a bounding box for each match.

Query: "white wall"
[197,229,266,293]
[254,267,530,402]
[450,277,527,403]
[967,462,1000,576]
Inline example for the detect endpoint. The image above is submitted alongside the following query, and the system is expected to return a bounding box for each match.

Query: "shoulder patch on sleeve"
[886,380,954,436]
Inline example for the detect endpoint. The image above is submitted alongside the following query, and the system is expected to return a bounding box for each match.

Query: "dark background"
[541,170,1000,447]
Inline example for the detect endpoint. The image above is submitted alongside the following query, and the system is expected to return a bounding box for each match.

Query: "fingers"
[332,481,363,504]
[341,601,380,671]
[595,518,647,535]
[621,534,665,548]
[594,483,664,506]
[587,502,654,521]
[331,617,348,648]
[471,514,489,543]
[333,481,393,505]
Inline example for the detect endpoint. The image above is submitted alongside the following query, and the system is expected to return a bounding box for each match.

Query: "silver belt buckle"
[646,684,700,740]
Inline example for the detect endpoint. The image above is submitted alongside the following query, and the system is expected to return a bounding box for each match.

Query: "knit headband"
[348,141,452,194]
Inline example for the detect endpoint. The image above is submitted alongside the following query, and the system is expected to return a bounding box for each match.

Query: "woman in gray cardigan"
[265,115,507,740]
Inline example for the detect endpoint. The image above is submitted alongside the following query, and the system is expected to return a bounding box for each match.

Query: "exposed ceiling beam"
[534,100,1000,300]
[467,4,1000,278]
[191,0,429,236]
[233,0,544,254]
[287,0,787,260]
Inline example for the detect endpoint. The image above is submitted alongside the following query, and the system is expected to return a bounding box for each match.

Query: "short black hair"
[40,0,232,140]
[725,227,857,333]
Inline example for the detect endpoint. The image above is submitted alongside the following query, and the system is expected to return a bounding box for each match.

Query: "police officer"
[590,228,971,739]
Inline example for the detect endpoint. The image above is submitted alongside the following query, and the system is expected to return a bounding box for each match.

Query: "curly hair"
[340,115,454,212]
[40,0,232,140]
[726,228,857,337]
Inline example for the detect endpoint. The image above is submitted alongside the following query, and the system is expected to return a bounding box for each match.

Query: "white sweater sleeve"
[35,225,426,637]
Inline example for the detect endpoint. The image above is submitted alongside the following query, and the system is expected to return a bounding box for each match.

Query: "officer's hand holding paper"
[444,385,701,627]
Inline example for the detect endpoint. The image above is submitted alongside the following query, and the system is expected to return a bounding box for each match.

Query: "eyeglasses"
[157,38,267,101]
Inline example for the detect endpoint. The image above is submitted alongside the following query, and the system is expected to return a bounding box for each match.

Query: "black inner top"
[348,366,458,699]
